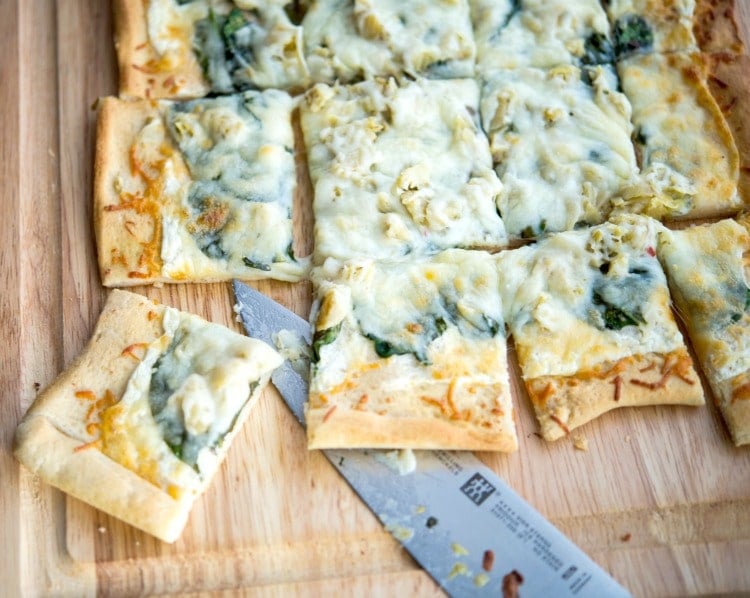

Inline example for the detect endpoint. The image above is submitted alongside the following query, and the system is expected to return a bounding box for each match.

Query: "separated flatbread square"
[499,215,704,441]
[658,216,750,446]
[14,290,282,542]
[95,91,308,286]
[302,0,476,84]
[114,0,308,99]
[306,250,517,452]
[471,0,613,73]
[299,77,506,263]
[614,51,742,221]
[479,64,638,239]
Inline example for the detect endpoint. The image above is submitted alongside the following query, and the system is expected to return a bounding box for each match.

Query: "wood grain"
[2,1,750,596]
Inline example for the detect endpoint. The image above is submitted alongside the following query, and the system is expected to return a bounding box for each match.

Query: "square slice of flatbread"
[614,51,742,221]
[299,77,506,264]
[114,0,308,99]
[499,214,704,441]
[306,249,517,452]
[95,91,309,286]
[479,64,638,239]
[14,289,282,542]
[658,216,750,446]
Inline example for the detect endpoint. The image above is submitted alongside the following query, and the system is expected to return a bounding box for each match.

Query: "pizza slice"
[613,51,742,221]
[114,0,308,99]
[499,214,704,441]
[479,63,638,239]
[14,289,283,542]
[306,249,517,452]
[94,90,309,286]
[471,0,613,73]
[299,77,506,263]
[301,0,476,84]
[658,216,750,446]
[605,0,698,57]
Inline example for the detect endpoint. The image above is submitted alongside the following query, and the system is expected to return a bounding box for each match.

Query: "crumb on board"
[573,434,588,451]
[620,532,632,542]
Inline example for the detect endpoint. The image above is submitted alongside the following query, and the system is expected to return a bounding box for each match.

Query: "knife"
[232,280,630,597]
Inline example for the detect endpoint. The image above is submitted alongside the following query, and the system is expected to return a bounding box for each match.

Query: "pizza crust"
[525,349,705,441]
[719,370,750,446]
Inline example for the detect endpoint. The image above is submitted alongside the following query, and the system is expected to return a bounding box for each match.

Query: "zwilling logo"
[460,473,496,506]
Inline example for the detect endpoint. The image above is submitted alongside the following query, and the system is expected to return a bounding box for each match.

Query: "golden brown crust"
[113,0,208,100]
[94,97,166,287]
[14,415,191,543]
[525,349,705,441]
[704,52,750,206]
[306,358,517,452]
[305,406,518,452]
[694,0,746,54]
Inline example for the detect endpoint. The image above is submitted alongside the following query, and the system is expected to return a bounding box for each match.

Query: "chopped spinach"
[193,8,259,94]
[312,322,342,363]
[613,15,654,58]
[284,1,305,26]
[581,32,614,66]
[502,0,521,29]
[242,257,272,271]
[367,335,414,360]
[593,291,645,330]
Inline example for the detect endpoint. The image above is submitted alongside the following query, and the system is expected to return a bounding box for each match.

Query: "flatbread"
[114,0,308,99]
[499,214,704,441]
[299,77,506,264]
[658,216,750,446]
[479,63,637,239]
[306,250,517,452]
[14,289,282,542]
[94,92,308,286]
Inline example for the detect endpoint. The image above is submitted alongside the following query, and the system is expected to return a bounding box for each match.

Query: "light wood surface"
[3,2,750,596]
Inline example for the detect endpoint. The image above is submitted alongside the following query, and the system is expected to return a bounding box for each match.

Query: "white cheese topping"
[303,0,476,83]
[471,0,611,72]
[101,307,282,498]
[300,77,506,263]
[500,215,685,378]
[480,64,638,238]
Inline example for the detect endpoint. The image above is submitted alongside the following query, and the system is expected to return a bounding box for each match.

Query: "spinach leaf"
[312,322,342,363]
[242,257,272,271]
[593,291,645,330]
[581,32,614,66]
[613,15,654,58]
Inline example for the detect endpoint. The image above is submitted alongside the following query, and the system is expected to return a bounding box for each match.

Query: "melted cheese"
[480,64,638,238]
[310,249,508,395]
[615,52,740,221]
[471,0,612,72]
[300,77,506,263]
[99,307,282,498]
[658,218,750,382]
[302,0,476,83]
[146,0,307,92]
[123,91,307,282]
[500,215,686,379]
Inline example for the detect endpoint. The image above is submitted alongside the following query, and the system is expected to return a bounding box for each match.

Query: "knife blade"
[232,280,630,597]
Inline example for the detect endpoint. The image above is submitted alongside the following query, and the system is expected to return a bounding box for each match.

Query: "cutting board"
[4,1,750,596]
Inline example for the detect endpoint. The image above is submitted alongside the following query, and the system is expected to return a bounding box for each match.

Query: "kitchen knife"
[232,280,630,597]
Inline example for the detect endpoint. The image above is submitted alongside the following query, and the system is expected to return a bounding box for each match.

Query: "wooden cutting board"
[3,1,750,596]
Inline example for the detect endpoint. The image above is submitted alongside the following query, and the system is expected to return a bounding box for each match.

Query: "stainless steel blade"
[232,280,630,597]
